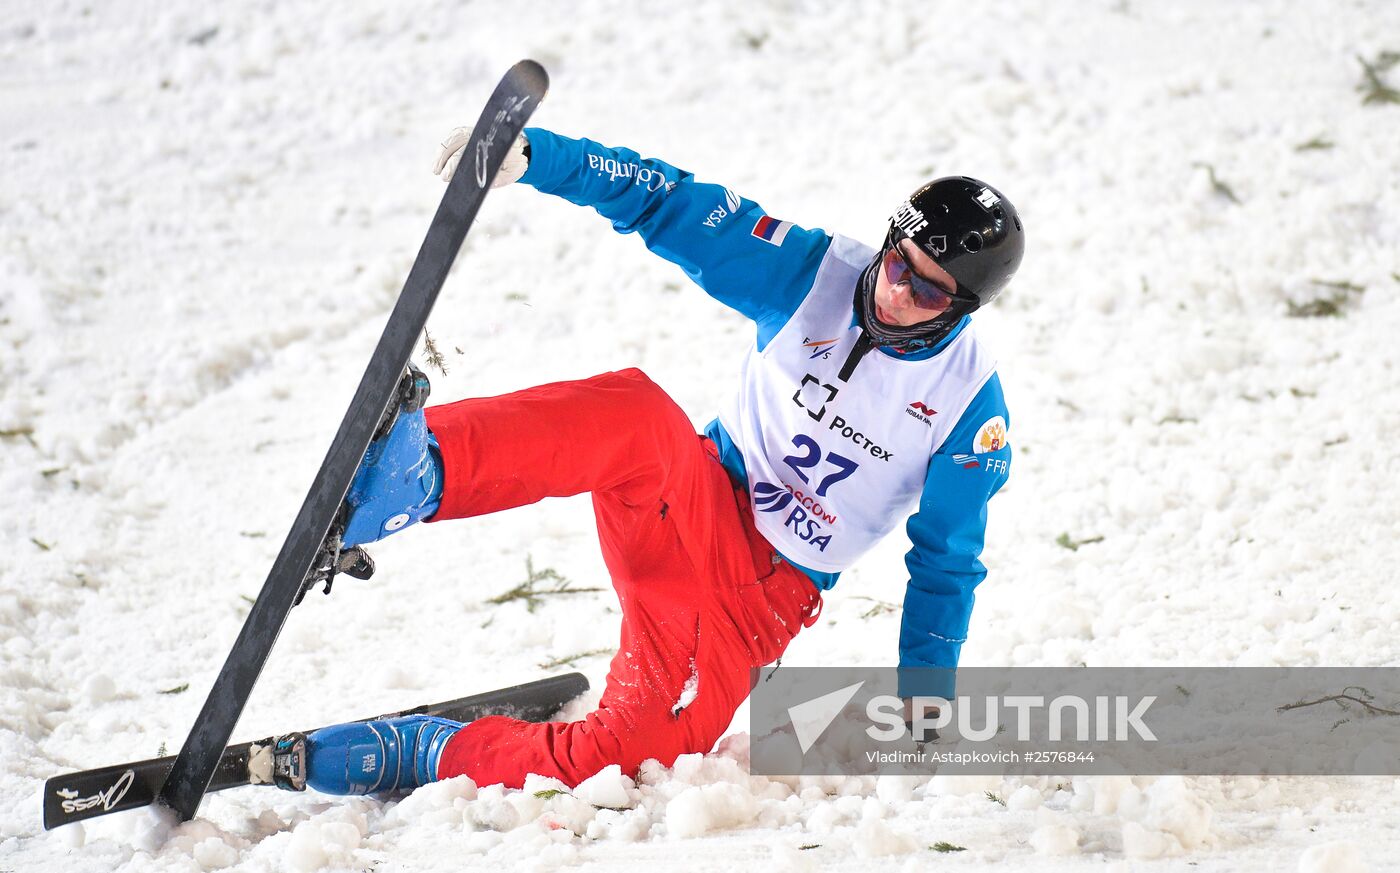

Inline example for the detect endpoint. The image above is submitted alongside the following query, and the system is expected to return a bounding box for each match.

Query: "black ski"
[43,672,586,830]
[155,60,550,823]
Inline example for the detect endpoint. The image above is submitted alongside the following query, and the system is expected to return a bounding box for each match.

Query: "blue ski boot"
[262,716,463,795]
[342,363,444,548]
[297,364,444,604]
[340,408,443,548]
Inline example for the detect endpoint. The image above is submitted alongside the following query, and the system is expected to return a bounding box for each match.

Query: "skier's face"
[873,239,957,327]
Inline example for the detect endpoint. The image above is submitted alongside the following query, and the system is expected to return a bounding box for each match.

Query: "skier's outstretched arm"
[897,374,1012,699]
[436,126,830,342]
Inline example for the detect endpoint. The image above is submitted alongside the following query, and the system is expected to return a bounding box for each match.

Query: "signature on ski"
[57,769,136,814]
[475,94,534,188]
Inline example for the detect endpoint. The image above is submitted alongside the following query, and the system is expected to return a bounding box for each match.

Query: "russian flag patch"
[751,215,793,246]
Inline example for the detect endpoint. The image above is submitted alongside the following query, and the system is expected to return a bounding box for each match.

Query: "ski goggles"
[880,242,958,313]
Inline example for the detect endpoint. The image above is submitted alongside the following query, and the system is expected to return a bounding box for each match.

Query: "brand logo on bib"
[826,415,893,461]
[792,374,839,422]
[906,401,936,426]
[752,482,794,514]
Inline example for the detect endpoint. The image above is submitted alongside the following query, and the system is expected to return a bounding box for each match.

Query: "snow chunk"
[1030,824,1081,856]
[750,731,804,778]
[769,840,817,873]
[1006,784,1043,811]
[128,804,180,854]
[1118,778,1213,858]
[82,673,116,703]
[874,774,920,805]
[540,794,599,836]
[574,764,637,809]
[55,821,84,849]
[468,784,523,832]
[852,818,917,858]
[523,773,570,795]
[505,787,549,824]
[1070,775,1138,815]
[665,783,759,838]
[585,806,652,842]
[382,775,477,827]
[192,836,239,870]
[529,841,582,870]
[803,801,842,835]
[664,750,750,790]
[285,820,362,872]
[715,732,750,768]
[669,752,707,785]
[756,794,805,829]
[1299,842,1371,873]
[1141,777,1212,850]
[1122,821,1175,860]
[464,831,505,854]
[927,772,1001,797]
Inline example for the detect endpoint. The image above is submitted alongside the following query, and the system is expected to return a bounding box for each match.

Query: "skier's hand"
[432,126,530,187]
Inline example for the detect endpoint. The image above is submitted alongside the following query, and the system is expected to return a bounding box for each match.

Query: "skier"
[278,127,1023,796]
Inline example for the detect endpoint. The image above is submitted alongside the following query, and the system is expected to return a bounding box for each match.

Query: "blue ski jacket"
[519,129,1012,684]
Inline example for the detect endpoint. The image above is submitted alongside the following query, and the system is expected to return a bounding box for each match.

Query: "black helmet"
[857,176,1024,350]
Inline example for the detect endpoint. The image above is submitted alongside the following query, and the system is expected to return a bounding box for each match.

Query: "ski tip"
[510,59,550,95]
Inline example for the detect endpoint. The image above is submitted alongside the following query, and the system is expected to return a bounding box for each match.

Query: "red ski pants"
[424,369,822,788]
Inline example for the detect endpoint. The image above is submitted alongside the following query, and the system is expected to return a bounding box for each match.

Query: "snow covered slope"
[3,0,1398,870]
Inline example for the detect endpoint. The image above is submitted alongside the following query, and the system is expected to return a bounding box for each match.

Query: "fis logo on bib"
[752,482,833,552]
[802,337,840,360]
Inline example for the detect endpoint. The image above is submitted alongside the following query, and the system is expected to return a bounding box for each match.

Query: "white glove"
[432,126,530,188]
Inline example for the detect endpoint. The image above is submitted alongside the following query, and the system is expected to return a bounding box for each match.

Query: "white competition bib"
[718,235,995,571]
